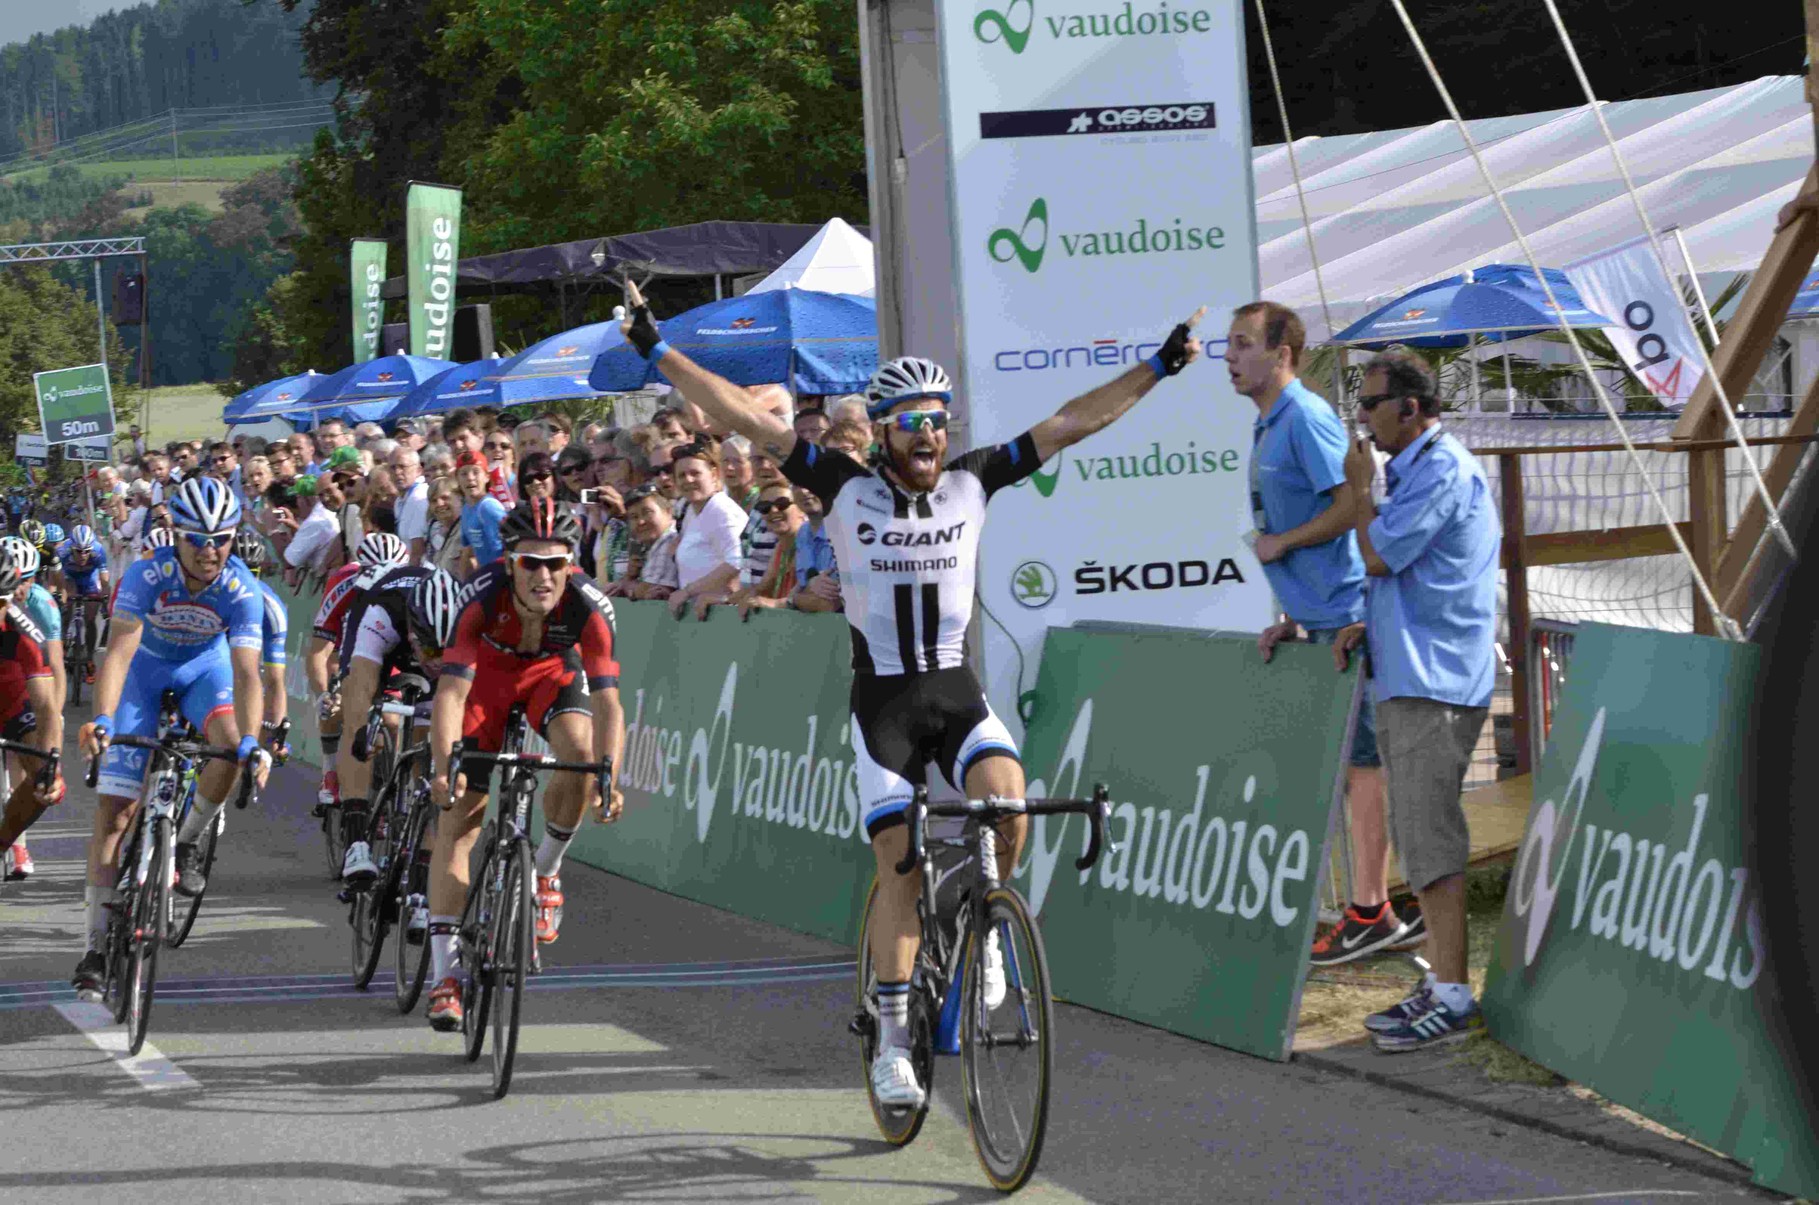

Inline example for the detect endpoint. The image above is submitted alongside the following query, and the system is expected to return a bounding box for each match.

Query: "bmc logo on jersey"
[855,521,966,547]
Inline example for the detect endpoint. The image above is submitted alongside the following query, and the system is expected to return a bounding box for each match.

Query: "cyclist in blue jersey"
[73,478,272,1001]
[0,536,63,880]
[233,529,291,756]
[56,525,110,683]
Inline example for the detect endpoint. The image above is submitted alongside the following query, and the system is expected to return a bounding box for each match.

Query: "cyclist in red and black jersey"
[424,498,626,1032]
[0,559,69,875]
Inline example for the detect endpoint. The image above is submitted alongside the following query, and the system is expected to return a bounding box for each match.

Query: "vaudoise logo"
[988,197,1227,275]
[974,0,1219,55]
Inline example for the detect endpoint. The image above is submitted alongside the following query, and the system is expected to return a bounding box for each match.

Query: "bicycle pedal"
[336,888,354,905]
[848,1012,876,1040]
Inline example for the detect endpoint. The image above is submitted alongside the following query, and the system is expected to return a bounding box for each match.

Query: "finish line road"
[0,744,1776,1203]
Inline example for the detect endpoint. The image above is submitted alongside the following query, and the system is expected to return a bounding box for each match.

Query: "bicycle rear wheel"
[490,839,534,1099]
[855,878,934,1147]
[351,730,398,989]
[168,809,218,949]
[393,792,433,1013]
[959,886,1053,1193]
[125,817,174,1057]
[322,803,346,880]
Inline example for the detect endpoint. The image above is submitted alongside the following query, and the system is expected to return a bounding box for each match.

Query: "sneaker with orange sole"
[5,842,32,881]
[535,875,564,945]
[1309,901,1409,967]
[427,977,464,1031]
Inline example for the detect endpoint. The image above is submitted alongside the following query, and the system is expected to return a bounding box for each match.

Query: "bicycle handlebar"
[892,784,1113,876]
[450,740,616,779]
[82,733,262,809]
[0,741,59,791]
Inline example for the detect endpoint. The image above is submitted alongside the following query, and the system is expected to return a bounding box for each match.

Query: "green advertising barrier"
[1485,623,1819,1199]
[1014,627,1353,1062]
[560,602,876,945]
[271,573,326,767]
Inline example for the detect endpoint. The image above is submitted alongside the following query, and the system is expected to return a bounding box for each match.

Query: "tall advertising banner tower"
[405,182,463,359]
[350,238,389,364]
[935,0,1269,725]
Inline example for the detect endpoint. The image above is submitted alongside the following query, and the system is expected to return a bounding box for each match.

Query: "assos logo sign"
[1019,700,1317,926]
[975,0,1219,55]
[1508,708,1765,989]
[980,101,1214,141]
[988,197,1226,274]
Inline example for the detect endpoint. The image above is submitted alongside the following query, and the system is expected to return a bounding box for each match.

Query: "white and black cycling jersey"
[782,432,1042,676]
[339,564,433,678]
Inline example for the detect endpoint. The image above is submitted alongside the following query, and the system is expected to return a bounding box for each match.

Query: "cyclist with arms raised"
[424,499,625,1032]
[72,478,272,1001]
[616,281,1205,1107]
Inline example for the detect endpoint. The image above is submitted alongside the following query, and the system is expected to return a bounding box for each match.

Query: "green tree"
[0,263,130,440]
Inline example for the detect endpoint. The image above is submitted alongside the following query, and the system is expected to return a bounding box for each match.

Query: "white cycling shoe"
[404,894,428,944]
[871,1046,927,1110]
[341,841,379,887]
[982,929,1008,1010]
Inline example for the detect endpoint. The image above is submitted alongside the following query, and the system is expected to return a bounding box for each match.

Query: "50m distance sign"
[33,363,115,445]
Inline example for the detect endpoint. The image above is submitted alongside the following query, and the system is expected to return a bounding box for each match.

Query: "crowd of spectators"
[88,391,868,628]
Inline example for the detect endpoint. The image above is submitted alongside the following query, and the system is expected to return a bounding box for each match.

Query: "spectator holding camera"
[1333,350,1500,1053]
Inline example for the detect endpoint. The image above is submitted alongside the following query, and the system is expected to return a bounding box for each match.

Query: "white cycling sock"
[177,790,227,845]
[534,822,576,878]
[429,915,460,982]
[876,980,911,1051]
[1433,980,1475,1014]
[84,885,112,950]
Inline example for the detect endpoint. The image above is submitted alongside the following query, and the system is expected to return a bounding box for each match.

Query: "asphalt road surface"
[0,715,1780,1204]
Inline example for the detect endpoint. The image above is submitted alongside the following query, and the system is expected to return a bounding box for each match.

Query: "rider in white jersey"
[616,281,1207,1107]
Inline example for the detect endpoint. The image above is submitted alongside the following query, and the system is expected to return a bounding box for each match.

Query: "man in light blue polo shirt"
[1335,350,1500,1053]
[1230,301,1414,966]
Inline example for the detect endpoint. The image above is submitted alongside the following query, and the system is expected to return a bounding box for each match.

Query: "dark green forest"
[0,0,325,162]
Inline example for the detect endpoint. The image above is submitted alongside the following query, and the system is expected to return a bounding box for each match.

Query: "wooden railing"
[1485,432,1819,775]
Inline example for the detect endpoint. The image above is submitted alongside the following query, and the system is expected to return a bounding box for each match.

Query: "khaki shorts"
[1378,696,1488,893]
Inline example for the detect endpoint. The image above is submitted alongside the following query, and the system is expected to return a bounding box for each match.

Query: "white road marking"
[53,1000,201,1091]
[1442,1192,1705,1204]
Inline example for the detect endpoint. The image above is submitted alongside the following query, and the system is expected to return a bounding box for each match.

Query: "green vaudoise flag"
[405,182,462,359]
[350,238,389,364]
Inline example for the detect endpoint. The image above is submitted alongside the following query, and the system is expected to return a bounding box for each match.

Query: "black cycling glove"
[624,302,664,360]
[1152,319,1196,377]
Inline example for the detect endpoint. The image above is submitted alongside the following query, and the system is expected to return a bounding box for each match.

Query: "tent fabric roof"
[748,217,877,297]
[379,221,858,299]
[1257,75,1811,341]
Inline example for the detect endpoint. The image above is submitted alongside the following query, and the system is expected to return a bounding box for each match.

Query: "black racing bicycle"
[84,700,258,1055]
[63,594,105,706]
[852,785,1110,1193]
[346,676,436,1005]
[447,706,614,1100]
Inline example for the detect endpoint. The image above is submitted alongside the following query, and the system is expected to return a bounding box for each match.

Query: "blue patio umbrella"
[391,358,505,417]
[1786,269,1819,319]
[1332,265,1615,348]
[485,322,623,406]
[590,289,877,394]
[261,355,455,428]
[222,370,320,425]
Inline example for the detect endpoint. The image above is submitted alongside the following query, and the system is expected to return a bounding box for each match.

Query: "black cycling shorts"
[848,666,1020,839]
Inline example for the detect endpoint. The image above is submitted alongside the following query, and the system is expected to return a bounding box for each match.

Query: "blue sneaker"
[1364,973,1436,1034]
[1372,993,1484,1052]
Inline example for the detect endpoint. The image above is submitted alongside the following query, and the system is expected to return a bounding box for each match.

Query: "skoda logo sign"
[1012,560,1057,608]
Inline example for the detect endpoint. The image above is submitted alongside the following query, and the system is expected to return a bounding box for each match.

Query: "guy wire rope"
[1538,0,1795,567]
[1385,0,1743,641]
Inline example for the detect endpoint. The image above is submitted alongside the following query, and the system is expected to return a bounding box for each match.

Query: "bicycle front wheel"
[959,886,1054,1193]
[460,832,496,1064]
[322,803,346,880]
[126,817,174,1057]
[490,839,534,1099]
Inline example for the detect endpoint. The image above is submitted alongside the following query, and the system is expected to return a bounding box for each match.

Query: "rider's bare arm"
[1027,306,1206,463]
[620,279,799,463]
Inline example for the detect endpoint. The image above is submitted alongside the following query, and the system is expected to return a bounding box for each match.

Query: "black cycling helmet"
[407,569,464,649]
[498,496,581,550]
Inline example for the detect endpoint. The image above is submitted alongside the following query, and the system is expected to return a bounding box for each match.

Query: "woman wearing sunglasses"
[483,432,517,505]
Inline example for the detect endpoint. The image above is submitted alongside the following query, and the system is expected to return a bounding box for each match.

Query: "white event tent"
[748,216,876,297]
[1253,74,1812,343]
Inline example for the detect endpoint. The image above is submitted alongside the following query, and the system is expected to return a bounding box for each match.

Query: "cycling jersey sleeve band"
[782,439,869,510]
[945,431,1043,499]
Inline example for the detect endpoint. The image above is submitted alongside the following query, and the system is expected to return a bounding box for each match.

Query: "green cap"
[290,474,319,497]
[325,445,363,471]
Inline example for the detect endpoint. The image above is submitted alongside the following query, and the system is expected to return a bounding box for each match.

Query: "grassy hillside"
[0,154,292,186]
[129,384,235,445]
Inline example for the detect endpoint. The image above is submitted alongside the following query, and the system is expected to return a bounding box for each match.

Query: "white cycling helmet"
[0,535,39,580]
[865,356,952,418]
[355,531,408,569]
[408,569,464,649]
[234,528,267,567]
[168,476,241,533]
[146,527,176,549]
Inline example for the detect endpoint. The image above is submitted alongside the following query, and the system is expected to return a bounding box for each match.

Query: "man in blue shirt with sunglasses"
[616,279,1208,1111]
[72,477,273,1003]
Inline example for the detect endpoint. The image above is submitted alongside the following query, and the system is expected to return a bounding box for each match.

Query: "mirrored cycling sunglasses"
[181,531,235,550]
[885,410,948,434]
[510,551,572,574]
